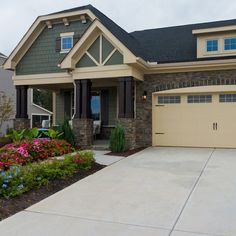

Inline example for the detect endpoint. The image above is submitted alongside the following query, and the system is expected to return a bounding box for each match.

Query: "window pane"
[219,93,236,103]
[224,38,236,50]
[206,40,218,52]
[158,96,181,104]
[91,95,100,120]
[188,95,212,103]
[62,37,73,50]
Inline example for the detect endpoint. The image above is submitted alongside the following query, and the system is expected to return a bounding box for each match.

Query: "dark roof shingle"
[48,5,236,63]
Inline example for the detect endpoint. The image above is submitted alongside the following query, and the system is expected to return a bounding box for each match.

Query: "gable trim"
[60,19,137,69]
[4,9,97,70]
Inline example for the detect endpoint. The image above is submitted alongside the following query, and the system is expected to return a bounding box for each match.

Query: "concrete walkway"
[1,147,236,236]
[94,150,124,166]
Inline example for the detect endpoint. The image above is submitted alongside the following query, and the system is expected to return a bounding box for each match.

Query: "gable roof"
[131,19,236,63]
[48,5,149,61]
[0,52,7,59]
[5,4,236,70]
[49,5,236,64]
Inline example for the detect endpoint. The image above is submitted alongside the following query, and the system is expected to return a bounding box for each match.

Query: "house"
[0,53,52,135]
[4,4,236,148]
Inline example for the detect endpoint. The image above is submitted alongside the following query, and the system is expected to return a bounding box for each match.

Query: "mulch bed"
[0,163,105,221]
[105,147,146,157]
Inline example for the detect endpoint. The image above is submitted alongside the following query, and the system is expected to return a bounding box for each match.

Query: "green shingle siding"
[76,34,123,68]
[76,54,97,67]
[102,36,115,63]
[16,20,92,75]
[87,36,100,63]
[105,50,123,65]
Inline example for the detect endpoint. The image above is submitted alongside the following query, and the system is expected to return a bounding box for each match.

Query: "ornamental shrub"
[58,118,76,147]
[109,124,126,153]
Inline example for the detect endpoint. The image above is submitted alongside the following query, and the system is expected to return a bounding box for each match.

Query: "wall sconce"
[142,91,147,101]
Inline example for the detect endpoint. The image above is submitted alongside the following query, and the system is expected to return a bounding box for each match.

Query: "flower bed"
[0,151,95,199]
[0,139,73,169]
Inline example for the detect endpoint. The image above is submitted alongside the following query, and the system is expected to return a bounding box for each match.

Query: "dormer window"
[206,39,218,52]
[224,38,236,50]
[60,32,74,53]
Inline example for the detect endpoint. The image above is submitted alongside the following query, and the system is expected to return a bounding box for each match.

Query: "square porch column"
[118,77,137,149]
[14,85,30,130]
[73,79,93,148]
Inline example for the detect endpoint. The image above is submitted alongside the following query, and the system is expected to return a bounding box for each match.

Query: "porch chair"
[93,120,101,139]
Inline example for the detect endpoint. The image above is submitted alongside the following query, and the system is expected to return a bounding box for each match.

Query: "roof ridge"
[44,4,94,16]
[131,18,236,34]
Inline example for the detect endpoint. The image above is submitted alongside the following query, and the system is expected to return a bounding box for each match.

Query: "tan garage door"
[152,93,236,148]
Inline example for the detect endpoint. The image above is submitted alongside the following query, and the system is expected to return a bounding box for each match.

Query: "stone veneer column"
[14,85,30,130]
[117,118,137,149]
[73,118,93,148]
[117,77,137,149]
[72,79,93,148]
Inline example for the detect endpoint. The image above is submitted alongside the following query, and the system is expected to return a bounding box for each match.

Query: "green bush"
[109,124,126,153]
[43,128,63,139]
[58,118,76,146]
[24,128,39,140]
[6,129,26,143]
[0,150,95,198]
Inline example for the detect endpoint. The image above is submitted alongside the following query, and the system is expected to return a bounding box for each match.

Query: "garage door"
[152,92,236,148]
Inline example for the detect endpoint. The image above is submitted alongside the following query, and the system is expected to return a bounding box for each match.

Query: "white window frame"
[31,114,51,128]
[60,32,74,53]
[205,38,219,54]
[223,37,236,52]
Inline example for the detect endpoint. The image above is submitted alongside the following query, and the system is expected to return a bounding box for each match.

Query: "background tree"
[33,89,52,111]
[0,91,14,134]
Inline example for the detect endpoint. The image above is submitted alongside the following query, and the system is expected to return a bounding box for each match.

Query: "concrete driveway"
[1,147,236,236]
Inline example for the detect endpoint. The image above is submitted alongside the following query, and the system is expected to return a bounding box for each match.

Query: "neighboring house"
[0,53,52,135]
[4,4,236,148]
[0,53,15,135]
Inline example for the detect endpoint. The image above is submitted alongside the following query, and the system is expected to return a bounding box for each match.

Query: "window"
[158,96,181,104]
[206,40,218,52]
[71,91,75,117]
[61,36,73,51]
[224,38,236,50]
[188,95,212,103]
[91,92,101,120]
[32,115,50,128]
[219,94,236,102]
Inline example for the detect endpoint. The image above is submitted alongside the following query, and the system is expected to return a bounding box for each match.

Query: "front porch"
[14,76,140,149]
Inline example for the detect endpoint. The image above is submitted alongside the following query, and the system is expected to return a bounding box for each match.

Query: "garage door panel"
[153,93,236,148]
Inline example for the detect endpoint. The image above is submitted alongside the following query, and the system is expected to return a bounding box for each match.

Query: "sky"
[1,0,236,56]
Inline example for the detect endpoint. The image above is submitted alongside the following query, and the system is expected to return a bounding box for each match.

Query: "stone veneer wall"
[73,118,93,148]
[14,118,30,130]
[135,69,236,147]
[117,118,137,149]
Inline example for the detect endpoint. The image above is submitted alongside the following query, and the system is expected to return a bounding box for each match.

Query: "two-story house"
[4,4,236,148]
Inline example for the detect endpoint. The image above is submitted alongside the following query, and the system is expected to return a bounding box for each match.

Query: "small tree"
[0,91,14,135]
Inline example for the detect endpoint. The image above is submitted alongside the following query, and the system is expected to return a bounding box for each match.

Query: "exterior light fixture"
[142,91,147,101]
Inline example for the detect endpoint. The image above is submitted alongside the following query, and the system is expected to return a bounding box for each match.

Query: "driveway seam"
[169,148,216,236]
[173,229,229,236]
[24,209,171,232]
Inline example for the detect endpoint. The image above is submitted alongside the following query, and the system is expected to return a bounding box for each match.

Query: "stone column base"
[73,118,93,149]
[14,118,30,130]
[117,118,137,150]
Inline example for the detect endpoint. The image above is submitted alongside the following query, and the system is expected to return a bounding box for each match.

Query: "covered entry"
[152,86,236,148]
